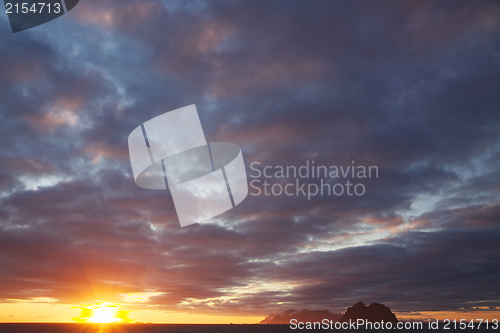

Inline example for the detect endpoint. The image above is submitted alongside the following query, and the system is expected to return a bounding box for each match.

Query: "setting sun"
[90,306,119,323]
[72,302,132,323]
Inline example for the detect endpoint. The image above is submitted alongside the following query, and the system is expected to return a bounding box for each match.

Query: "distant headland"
[259,301,398,324]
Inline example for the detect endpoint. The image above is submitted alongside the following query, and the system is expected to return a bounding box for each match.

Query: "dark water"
[0,324,495,333]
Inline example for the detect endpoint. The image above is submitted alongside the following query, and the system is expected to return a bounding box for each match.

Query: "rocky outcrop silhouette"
[260,302,398,324]
[340,301,398,323]
[259,309,342,324]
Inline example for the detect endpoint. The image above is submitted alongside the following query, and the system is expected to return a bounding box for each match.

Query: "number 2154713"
[5,2,61,14]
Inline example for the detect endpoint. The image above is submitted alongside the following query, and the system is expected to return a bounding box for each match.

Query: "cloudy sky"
[0,0,499,324]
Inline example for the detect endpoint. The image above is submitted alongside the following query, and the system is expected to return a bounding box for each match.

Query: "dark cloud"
[0,0,499,318]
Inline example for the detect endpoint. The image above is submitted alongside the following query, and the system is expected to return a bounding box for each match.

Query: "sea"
[0,324,495,333]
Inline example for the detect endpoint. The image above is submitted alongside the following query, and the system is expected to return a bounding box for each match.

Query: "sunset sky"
[0,0,499,324]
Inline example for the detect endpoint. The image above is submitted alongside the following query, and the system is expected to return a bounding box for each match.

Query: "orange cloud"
[75,1,160,29]
[25,96,84,133]
[83,143,129,163]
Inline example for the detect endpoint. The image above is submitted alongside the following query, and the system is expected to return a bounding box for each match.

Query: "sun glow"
[90,306,119,323]
[72,302,132,323]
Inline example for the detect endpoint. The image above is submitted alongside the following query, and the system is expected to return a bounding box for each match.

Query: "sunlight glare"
[90,306,119,323]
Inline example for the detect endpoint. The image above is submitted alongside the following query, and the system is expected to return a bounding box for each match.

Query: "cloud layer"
[0,0,499,317]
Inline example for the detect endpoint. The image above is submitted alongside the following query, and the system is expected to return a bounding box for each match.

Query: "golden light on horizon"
[72,302,132,323]
[89,306,119,323]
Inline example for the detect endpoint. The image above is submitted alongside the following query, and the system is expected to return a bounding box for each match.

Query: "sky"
[0,0,500,324]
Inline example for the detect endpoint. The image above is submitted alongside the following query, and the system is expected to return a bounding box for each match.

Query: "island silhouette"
[259,301,398,324]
